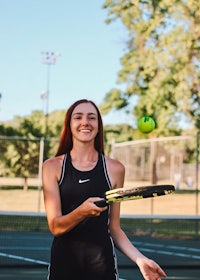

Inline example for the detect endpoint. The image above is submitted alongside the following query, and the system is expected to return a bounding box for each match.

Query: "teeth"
[80,129,91,132]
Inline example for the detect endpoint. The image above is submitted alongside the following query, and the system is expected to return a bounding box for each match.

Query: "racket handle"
[94,199,107,207]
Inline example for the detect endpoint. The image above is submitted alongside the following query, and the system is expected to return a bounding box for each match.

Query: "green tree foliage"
[104,123,135,143]
[0,110,63,179]
[47,109,66,137]
[101,0,200,135]
[17,111,44,138]
[0,113,43,180]
[4,139,39,178]
[0,125,19,176]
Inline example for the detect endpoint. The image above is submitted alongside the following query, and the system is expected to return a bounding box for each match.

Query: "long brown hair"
[56,99,104,156]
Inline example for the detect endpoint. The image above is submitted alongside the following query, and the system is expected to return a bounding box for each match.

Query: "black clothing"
[48,153,119,280]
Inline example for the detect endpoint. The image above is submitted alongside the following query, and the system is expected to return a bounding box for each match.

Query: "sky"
[0,0,131,125]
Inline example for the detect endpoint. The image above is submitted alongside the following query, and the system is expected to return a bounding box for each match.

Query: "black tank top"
[58,153,112,240]
[49,153,119,280]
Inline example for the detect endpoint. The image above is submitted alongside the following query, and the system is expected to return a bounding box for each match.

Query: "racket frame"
[94,184,175,207]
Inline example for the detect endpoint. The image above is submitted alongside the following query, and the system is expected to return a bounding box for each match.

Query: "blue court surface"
[1,231,200,280]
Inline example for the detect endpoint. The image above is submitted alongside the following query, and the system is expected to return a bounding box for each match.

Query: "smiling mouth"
[79,129,91,132]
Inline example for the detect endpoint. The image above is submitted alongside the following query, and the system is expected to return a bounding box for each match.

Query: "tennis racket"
[94,184,175,207]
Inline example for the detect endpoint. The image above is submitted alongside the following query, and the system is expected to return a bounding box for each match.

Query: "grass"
[0,186,39,190]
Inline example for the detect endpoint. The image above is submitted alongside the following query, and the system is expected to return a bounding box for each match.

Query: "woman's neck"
[70,145,99,170]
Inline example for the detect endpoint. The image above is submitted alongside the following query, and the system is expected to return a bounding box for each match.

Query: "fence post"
[195,132,199,238]
[37,137,44,213]
[150,140,157,185]
[195,132,199,216]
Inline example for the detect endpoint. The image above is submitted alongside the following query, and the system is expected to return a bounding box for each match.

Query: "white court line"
[164,276,199,280]
[0,252,49,266]
[137,247,200,259]
[134,241,200,253]
[0,252,127,280]
[2,241,200,261]
[133,242,200,260]
[1,246,49,250]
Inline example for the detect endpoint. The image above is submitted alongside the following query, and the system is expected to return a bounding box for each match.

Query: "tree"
[101,0,200,135]
[0,110,64,185]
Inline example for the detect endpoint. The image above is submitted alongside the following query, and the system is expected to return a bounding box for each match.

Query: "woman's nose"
[81,117,89,125]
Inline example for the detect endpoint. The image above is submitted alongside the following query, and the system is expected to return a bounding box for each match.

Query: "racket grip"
[94,199,107,207]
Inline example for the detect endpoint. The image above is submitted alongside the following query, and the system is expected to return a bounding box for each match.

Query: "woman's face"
[70,102,99,144]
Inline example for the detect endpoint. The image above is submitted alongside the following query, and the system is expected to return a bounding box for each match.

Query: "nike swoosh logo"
[79,179,90,184]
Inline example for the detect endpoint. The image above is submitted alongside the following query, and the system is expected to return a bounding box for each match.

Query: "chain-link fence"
[1,134,200,190]
[0,135,200,214]
[0,136,58,189]
[110,135,199,189]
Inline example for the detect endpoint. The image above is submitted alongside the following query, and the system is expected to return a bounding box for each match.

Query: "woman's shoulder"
[104,155,125,188]
[43,154,65,170]
[104,155,124,166]
[104,155,125,174]
[42,154,65,182]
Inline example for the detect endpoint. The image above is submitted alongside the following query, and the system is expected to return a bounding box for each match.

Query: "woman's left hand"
[137,257,166,280]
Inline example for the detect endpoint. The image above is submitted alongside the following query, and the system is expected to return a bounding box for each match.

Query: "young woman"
[42,99,166,280]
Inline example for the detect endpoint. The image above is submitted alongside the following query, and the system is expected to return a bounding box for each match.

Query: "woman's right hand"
[79,197,107,218]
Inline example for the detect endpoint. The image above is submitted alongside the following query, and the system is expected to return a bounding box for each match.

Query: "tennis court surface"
[0,212,200,280]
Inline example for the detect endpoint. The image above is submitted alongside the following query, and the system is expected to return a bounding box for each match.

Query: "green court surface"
[1,213,200,279]
[1,266,200,280]
[1,234,200,280]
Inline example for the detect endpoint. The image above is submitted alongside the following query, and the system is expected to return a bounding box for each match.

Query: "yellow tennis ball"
[138,116,155,133]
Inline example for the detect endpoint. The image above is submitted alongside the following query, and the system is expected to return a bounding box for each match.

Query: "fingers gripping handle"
[94,199,107,207]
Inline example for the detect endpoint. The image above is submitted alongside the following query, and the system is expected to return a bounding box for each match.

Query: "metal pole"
[37,137,44,213]
[45,64,50,136]
[195,132,199,238]
[41,51,60,138]
[0,93,2,112]
[195,132,199,216]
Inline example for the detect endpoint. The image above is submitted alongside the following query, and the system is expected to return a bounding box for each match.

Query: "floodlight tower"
[41,51,60,137]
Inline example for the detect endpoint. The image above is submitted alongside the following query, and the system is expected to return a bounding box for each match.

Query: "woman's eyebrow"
[72,112,97,116]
